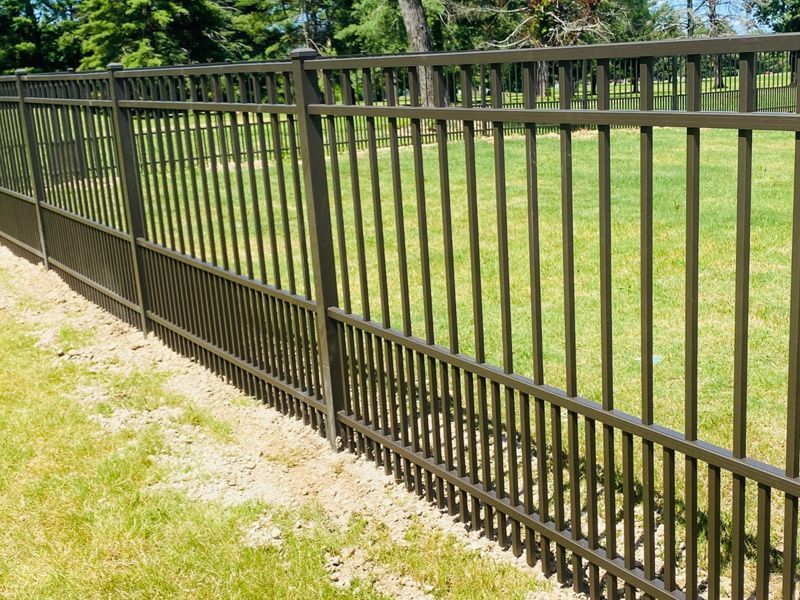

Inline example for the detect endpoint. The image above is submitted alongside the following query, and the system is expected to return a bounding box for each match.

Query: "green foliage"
[232,0,355,59]
[335,0,410,54]
[0,0,81,72]
[76,0,238,70]
[755,0,800,32]
[0,0,782,73]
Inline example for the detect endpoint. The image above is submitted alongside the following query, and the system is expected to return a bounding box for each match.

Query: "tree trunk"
[714,55,725,88]
[397,0,435,105]
[538,62,549,101]
[708,0,726,88]
[22,0,45,70]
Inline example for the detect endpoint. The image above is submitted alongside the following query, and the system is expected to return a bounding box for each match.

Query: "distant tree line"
[0,0,793,73]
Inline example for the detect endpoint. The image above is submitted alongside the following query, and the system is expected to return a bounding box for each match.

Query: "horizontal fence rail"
[2,33,800,599]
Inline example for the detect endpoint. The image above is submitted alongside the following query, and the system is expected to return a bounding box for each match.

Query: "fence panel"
[304,34,800,599]
[0,76,40,262]
[116,61,325,432]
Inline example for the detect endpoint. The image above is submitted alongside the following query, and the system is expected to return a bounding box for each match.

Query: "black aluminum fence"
[1,34,800,599]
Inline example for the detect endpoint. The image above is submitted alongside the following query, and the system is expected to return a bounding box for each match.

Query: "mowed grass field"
[140,122,796,468]
[325,126,796,470]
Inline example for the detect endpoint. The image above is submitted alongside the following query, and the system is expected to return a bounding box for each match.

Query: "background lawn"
[323,126,795,470]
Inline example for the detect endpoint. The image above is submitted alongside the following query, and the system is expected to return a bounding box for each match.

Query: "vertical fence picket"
[685,52,702,600]
[460,64,488,533]
[785,53,800,600]
[597,57,619,600]
[732,50,755,600]
[555,59,573,587]
[639,56,657,600]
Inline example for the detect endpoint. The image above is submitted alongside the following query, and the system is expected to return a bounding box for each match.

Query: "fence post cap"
[289,47,317,60]
[14,68,27,76]
[107,63,124,72]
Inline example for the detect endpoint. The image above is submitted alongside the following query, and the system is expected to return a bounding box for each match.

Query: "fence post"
[15,69,49,268]
[107,63,149,334]
[290,48,347,450]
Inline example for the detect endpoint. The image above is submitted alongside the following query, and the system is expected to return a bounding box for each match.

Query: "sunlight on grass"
[0,314,376,598]
[370,519,550,598]
[56,323,96,352]
[0,288,555,598]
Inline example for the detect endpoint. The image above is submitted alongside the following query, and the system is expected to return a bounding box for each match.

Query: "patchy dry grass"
[0,262,552,599]
[0,315,371,598]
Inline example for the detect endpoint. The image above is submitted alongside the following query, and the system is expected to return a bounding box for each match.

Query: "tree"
[77,0,238,70]
[397,0,434,103]
[755,0,800,32]
[338,0,442,102]
[438,0,624,49]
[398,0,433,53]
[0,0,81,72]
[231,0,354,59]
[335,0,411,54]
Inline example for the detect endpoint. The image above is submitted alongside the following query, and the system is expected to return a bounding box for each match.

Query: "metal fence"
[1,34,800,599]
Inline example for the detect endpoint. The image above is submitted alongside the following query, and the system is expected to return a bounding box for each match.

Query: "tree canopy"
[0,0,779,73]
[755,0,800,32]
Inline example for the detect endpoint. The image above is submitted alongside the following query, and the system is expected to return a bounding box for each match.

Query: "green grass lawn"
[324,126,795,469]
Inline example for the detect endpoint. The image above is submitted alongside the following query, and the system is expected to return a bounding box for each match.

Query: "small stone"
[270,527,281,540]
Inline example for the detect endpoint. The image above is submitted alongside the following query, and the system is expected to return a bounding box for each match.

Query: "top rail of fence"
[115,61,292,78]
[6,32,799,84]
[304,32,800,68]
